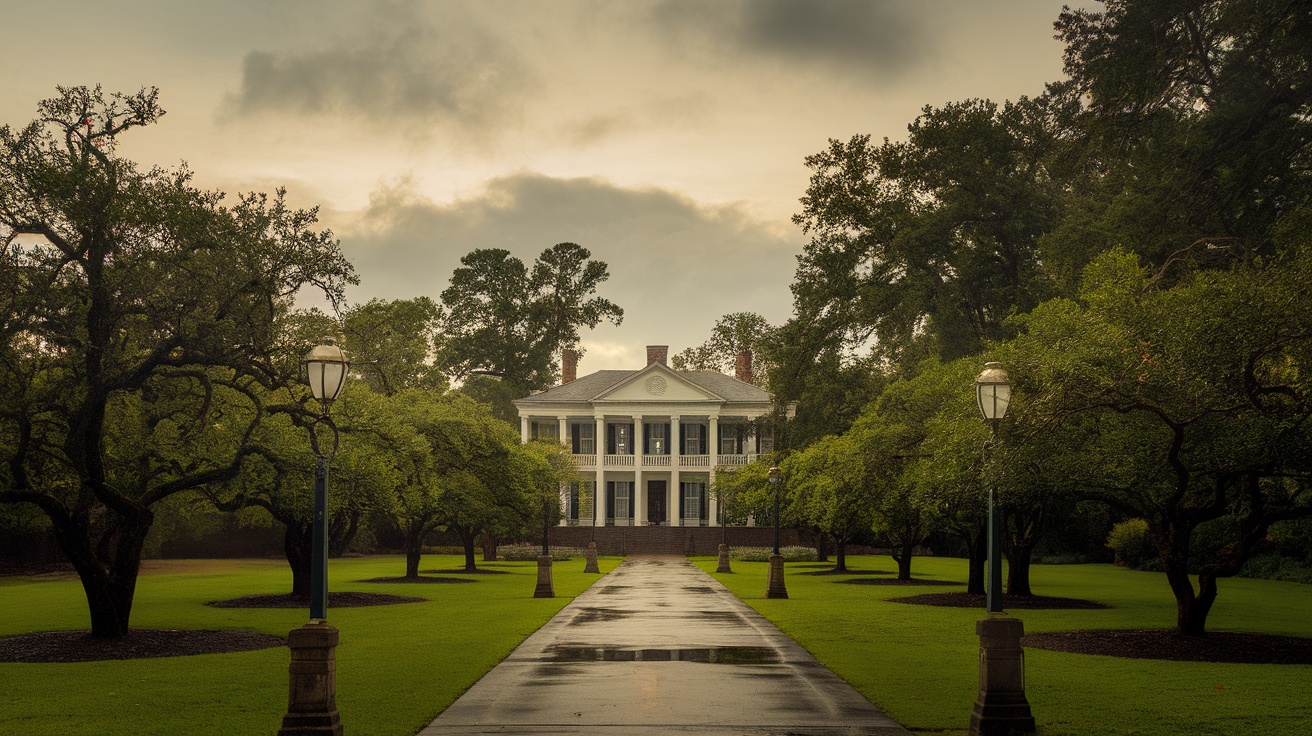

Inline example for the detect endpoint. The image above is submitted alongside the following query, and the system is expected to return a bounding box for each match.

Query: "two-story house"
[513,345,794,527]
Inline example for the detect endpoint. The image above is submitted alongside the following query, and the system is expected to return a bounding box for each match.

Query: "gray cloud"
[650,0,925,76]
[339,174,800,364]
[221,3,531,134]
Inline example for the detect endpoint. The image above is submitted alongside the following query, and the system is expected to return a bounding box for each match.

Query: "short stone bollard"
[716,544,732,573]
[766,553,788,599]
[584,541,600,573]
[278,621,343,736]
[534,554,555,598]
[969,615,1035,735]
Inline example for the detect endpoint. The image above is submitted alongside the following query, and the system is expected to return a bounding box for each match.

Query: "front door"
[647,480,667,525]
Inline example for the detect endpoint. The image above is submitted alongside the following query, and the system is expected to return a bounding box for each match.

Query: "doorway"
[647,480,667,525]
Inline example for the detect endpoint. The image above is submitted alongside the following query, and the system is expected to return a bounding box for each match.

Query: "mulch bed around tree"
[0,629,285,663]
[358,576,475,584]
[889,592,1110,609]
[206,592,425,608]
[1023,629,1312,664]
[420,568,510,575]
[839,578,965,586]
[803,568,893,576]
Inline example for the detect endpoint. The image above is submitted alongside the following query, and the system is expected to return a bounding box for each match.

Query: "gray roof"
[515,368,771,404]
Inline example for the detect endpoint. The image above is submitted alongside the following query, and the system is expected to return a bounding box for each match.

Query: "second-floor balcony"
[572,453,759,470]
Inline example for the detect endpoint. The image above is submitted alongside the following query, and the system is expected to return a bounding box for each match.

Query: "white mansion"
[513,346,794,527]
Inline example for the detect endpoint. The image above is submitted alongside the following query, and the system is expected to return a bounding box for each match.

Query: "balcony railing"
[574,454,597,468]
[680,455,711,467]
[571,452,757,469]
[603,455,635,467]
[716,454,756,467]
[642,455,672,467]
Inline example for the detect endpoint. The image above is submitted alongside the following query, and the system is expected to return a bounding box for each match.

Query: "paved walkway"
[418,555,912,736]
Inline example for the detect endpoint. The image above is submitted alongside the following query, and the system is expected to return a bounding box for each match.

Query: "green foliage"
[672,312,773,386]
[0,85,355,635]
[340,298,447,396]
[729,546,818,562]
[700,556,1312,735]
[434,243,622,394]
[1106,518,1155,569]
[0,555,619,735]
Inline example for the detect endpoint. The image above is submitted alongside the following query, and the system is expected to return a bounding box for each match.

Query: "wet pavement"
[417,555,912,736]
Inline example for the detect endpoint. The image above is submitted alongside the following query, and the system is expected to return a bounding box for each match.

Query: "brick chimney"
[735,348,753,384]
[562,348,578,384]
[646,345,668,366]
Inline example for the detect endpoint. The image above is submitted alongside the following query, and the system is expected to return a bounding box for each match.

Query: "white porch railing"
[680,455,711,467]
[604,455,635,467]
[643,455,672,467]
[716,454,756,467]
[573,454,597,468]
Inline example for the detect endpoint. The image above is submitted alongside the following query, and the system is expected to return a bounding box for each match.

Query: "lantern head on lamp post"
[974,361,1009,615]
[301,338,348,622]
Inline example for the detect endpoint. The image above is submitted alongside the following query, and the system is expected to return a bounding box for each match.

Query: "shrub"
[1107,518,1156,569]
[1240,554,1312,584]
[730,546,818,562]
[497,544,585,561]
[1034,552,1088,565]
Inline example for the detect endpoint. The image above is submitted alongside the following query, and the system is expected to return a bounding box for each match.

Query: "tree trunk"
[456,526,479,572]
[329,506,361,557]
[284,522,313,597]
[816,531,829,562]
[833,540,847,572]
[966,529,987,595]
[482,530,498,562]
[404,526,424,578]
[894,542,915,581]
[1005,539,1035,596]
[53,509,152,639]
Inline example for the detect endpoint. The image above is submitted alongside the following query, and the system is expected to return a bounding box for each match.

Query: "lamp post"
[969,361,1034,736]
[974,361,1010,614]
[279,338,348,736]
[765,465,787,599]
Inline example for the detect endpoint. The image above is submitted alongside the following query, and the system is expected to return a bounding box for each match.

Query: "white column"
[708,415,719,529]
[595,416,607,525]
[747,420,758,461]
[557,416,568,445]
[634,415,646,526]
[669,416,681,526]
[520,416,530,444]
[558,483,569,526]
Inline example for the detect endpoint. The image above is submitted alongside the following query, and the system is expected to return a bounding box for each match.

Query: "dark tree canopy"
[0,85,355,637]
[434,242,622,394]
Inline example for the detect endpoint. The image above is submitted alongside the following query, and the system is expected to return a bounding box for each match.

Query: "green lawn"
[692,556,1312,736]
[0,555,619,736]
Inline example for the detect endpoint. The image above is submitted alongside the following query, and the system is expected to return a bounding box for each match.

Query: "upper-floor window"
[682,422,707,455]
[719,424,746,454]
[571,423,595,454]
[607,422,634,455]
[644,422,669,455]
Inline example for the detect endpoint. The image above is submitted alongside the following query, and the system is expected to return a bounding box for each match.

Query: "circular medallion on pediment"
[645,376,668,396]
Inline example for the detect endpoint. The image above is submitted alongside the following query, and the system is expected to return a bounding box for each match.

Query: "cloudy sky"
[1,0,1078,373]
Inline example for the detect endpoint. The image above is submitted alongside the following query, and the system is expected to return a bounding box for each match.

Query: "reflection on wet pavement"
[544,645,779,664]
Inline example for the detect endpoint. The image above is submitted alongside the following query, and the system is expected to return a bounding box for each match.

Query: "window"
[608,481,632,520]
[607,423,633,455]
[758,426,774,454]
[644,423,669,454]
[571,423,595,454]
[719,424,743,455]
[571,482,594,522]
[531,421,559,440]
[683,423,706,455]
[681,481,707,521]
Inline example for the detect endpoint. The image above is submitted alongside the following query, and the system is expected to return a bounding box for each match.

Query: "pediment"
[592,363,723,402]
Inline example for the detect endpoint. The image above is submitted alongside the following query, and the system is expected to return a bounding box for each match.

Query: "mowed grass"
[0,555,619,736]
[692,556,1312,736]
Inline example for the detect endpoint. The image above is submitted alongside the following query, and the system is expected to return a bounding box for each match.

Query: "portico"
[513,345,794,527]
